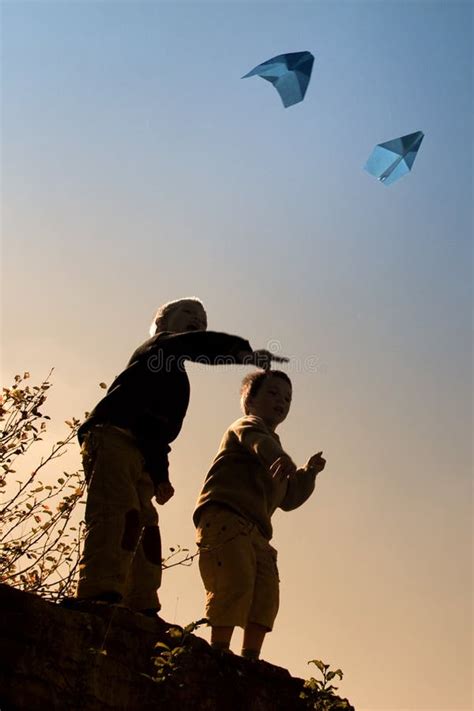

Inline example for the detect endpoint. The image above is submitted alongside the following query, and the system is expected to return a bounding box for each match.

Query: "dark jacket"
[78,330,252,486]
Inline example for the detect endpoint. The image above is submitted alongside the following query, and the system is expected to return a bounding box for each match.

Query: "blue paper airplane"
[364,131,424,186]
[242,51,314,108]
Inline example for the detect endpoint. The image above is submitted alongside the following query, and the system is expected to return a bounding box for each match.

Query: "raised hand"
[306,451,326,475]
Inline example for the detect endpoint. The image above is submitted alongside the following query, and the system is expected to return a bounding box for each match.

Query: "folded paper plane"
[242,51,314,108]
[364,131,424,186]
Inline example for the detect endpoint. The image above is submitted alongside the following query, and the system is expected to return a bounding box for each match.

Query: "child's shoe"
[211,641,234,656]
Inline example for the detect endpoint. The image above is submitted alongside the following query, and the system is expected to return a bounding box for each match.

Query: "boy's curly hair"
[240,370,292,415]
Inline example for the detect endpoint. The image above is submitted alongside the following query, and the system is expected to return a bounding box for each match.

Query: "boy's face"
[246,375,292,430]
[166,301,208,333]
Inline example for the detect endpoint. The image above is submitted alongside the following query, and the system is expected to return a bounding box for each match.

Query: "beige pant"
[77,424,162,611]
[196,504,280,630]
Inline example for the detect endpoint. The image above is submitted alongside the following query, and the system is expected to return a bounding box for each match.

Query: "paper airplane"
[364,131,424,186]
[242,51,314,108]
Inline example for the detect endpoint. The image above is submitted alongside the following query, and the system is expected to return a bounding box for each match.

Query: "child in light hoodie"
[193,370,326,659]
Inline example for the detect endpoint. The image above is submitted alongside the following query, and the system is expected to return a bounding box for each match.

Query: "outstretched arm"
[237,349,290,371]
[146,331,253,365]
[144,332,289,369]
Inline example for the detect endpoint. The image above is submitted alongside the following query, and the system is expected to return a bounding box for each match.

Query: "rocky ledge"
[0,583,354,710]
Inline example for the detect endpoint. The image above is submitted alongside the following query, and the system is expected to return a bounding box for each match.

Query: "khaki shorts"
[196,504,279,630]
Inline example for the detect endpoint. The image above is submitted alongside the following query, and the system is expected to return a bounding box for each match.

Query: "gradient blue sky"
[2,2,472,709]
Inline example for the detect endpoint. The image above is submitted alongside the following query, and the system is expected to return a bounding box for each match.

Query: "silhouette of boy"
[194,370,326,657]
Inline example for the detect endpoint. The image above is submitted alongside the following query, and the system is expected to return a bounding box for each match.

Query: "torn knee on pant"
[121,509,141,551]
[142,525,162,565]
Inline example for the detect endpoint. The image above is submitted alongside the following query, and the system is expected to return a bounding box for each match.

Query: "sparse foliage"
[0,370,197,603]
[147,619,208,685]
[162,544,197,570]
[300,660,352,711]
[0,371,86,600]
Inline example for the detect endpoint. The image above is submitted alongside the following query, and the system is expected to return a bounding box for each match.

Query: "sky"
[1,1,472,709]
